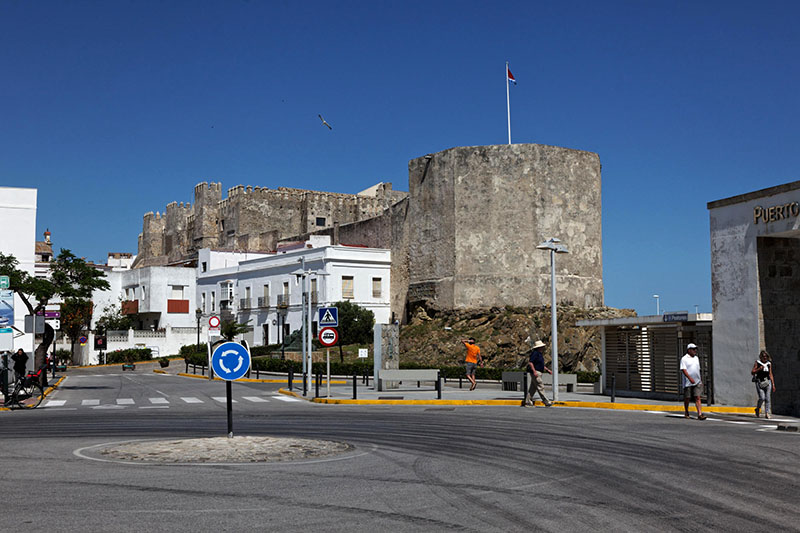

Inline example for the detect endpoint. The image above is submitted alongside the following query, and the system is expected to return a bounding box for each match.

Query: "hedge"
[107,348,152,364]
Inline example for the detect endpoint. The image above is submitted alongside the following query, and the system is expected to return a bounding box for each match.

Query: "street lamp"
[537,237,569,402]
[653,294,660,316]
[195,308,202,347]
[291,263,329,396]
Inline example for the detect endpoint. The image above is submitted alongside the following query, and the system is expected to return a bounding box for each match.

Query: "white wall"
[709,184,800,406]
[0,187,37,371]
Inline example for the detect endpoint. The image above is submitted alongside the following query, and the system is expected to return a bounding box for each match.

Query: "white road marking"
[181,397,203,404]
[242,396,269,403]
[82,399,100,406]
[149,397,169,404]
[727,421,754,425]
[139,406,170,409]
[43,400,66,407]
[116,398,135,405]
[212,397,237,403]
[272,395,301,402]
[93,405,125,410]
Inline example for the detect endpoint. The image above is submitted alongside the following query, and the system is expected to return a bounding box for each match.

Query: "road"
[1,368,797,532]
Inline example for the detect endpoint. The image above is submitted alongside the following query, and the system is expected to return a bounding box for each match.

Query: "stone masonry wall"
[407,144,603,310]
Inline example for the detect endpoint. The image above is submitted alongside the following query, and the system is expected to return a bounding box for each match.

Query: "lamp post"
[537,237,569,402]
[653,294,660,316]
[195,308,202,347]
[292,262,329,396]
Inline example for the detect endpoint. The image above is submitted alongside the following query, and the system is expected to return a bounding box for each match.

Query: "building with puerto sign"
[708,180,800,416]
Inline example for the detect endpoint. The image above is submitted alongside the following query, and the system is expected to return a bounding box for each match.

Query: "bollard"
[352,373,357,399]
[303,372,307,396]
[459,376,462,389]
[523,372,528,404]
[436,376,442,400]
[611,374,616,403]
[315,372,320,398]
[288,368,294,391]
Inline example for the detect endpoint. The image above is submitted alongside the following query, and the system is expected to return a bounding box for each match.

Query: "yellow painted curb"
[153,369,168,374]
[276,389,756,413]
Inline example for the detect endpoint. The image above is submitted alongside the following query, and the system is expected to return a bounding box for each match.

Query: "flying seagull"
[318,114,332,130]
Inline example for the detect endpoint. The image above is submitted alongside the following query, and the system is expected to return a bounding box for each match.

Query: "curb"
[174,372,345,385]
[1,375,65,411]
[275,388,755,413]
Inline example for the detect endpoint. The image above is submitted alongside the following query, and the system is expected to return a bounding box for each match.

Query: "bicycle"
[6,368,45,410]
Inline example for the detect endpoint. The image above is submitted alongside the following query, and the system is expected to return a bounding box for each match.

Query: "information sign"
[318,307,338,327]
[0,275,9,289]
[211,341,251,381]
[358,348,368,359]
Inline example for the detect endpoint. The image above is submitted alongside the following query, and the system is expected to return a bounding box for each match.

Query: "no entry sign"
[318,327,338,347]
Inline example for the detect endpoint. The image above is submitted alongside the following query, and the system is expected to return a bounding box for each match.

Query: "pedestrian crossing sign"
[318,307,338,327]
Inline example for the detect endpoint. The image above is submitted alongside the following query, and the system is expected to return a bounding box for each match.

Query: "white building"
[197,236,391,346]
[0,186,37,369]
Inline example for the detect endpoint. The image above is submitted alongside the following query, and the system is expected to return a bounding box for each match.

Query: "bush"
[184,352,207,366]
[107,348,152,364]
[179,343,206,357]
[576,371,601,383]
[54,349,72,365]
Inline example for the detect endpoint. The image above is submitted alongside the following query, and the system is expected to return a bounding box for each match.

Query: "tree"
[333,301,375,362]
[95,299,136,333]
[60,298,93,364]
[0,249,109,368]
[220,319,252,341]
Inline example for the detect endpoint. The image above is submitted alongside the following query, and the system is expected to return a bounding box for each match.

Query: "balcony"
[239,298,252,310]
[276,294,289,308]
[121,300,139,315]
[167,299,190,313]
[257,296,270,309]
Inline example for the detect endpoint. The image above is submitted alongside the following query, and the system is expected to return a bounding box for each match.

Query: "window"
[342,276,354,300]
[316,217,326,227]
[310,278,317,302]
[211,291,216,312]
[201,292,207,313]
[201,262,207,273]
[141,286,146,300]
[171,285,184,299]
[283,281,289,296]
[245,286,251,300]
[372,277,382,298]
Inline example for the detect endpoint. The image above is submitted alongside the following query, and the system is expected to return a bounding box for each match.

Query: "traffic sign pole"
[227,380,233,438]
[326,348,330,398]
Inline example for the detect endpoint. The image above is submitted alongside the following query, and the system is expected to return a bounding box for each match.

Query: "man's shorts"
[683,382,704,399]
[465,362,477,376]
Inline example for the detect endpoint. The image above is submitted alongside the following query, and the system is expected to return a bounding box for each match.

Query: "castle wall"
[407,144,604,310]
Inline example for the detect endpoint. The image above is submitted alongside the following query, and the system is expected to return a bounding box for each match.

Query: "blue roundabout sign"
[211,342,251,381]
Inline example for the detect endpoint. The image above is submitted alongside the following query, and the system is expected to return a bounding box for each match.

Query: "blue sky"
[2,0,798,316]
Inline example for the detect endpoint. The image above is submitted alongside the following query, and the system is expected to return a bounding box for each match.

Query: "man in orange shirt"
[461,337,483,391]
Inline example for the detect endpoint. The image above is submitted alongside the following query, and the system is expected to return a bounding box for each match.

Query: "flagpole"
[506,61,511,145]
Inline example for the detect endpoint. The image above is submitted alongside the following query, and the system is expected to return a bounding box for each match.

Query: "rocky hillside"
[399,306,636,372]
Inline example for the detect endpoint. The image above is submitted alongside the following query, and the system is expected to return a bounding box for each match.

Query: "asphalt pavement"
[1,363,798,532]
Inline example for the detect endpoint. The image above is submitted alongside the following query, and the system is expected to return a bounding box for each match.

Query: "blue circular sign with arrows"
[211,342,251,381]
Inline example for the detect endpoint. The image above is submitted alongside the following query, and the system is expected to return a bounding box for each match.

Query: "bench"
[378,369,440,392]
[502,371,577,392]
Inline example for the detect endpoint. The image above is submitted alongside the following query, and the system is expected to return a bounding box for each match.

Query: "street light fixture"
[537,237,569,402]
[653,294,660,316]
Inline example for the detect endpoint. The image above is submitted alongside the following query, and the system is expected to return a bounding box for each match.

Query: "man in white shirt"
[680,343,706,420]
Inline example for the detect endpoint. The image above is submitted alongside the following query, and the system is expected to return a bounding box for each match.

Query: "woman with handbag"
[751,350,776,419]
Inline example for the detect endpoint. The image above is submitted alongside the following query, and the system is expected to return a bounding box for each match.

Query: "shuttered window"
[342,276,354,300]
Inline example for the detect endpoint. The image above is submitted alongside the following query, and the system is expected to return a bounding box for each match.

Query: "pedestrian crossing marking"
[273,395,301,402]
[242,396,269,402]
[212,396,237,403]
[44,400,66,407]
[116,398,135,405]
[82,399,100,406]
[181,397,203,403]
[149,397,169,404]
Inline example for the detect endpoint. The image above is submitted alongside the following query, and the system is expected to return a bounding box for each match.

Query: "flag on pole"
[507,66,516,84]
